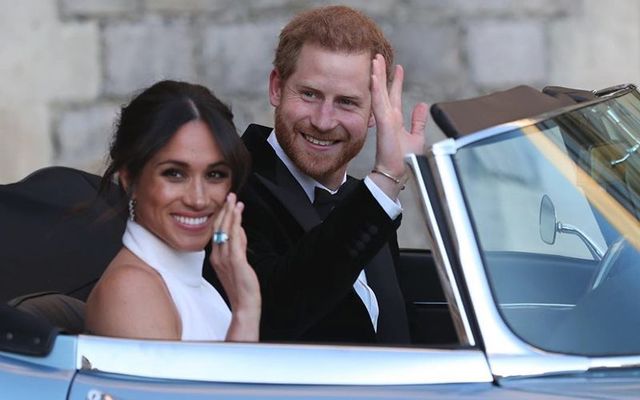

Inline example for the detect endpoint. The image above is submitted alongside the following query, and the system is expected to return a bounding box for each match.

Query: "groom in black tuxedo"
[238,5,428,344]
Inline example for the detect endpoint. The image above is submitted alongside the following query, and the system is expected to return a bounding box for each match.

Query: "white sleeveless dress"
[122,221,231,341]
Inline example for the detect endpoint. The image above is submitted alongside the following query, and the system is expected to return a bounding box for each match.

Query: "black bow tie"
[313,186,343,220]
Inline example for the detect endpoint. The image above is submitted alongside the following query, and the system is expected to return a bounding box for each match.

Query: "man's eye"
[301,90,317,99]
[338,98,356,107]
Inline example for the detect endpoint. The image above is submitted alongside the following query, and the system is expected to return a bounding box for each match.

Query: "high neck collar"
[122,220,205,288]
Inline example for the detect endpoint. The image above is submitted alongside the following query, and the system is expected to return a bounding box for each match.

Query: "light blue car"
[2,83,639,399]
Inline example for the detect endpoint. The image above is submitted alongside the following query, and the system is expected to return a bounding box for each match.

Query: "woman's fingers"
[210,193,235,270]
[219,193,235,239]
[229,201,246,257]
[211,197,226,237]
[212,197,259,313]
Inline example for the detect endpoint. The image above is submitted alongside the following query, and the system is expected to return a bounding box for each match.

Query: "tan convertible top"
[430,85,597,138]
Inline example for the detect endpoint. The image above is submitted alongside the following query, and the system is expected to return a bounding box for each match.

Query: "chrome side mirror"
[539,194,557,245]
[539,194,604,260]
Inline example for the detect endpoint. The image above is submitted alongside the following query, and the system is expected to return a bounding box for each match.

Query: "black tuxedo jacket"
[238,124,410,344]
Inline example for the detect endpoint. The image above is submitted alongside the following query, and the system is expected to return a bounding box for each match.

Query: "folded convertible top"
[431,85,598,138]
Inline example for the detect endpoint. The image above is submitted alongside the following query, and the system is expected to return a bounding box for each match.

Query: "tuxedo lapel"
[243,124,319,231]
[255,166,319,232]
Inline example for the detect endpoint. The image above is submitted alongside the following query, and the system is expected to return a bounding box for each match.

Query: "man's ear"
[268,69,283,107]
[368,112,376,128]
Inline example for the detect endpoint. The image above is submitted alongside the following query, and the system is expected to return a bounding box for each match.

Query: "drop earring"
[128,198,137,221]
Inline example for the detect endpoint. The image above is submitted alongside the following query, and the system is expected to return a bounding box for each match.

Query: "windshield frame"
[421,85,640,378]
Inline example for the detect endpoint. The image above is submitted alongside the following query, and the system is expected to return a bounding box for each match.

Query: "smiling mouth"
[173,215,209,226]
[303,133,337,147]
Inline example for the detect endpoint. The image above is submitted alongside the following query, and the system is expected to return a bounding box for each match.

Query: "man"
[239,5,427,344]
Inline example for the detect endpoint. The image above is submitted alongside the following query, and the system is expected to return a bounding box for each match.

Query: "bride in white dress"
[85,80,260,342]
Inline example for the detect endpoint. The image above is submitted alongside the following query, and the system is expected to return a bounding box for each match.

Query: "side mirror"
[539,194,557,245]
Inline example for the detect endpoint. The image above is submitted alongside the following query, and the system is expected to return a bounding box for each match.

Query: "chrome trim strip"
[77,335,493,385]
[499,303,574,309]
[413,301,448,306]
[406,154,475,346]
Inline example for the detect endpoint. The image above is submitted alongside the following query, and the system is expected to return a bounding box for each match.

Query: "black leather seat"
[9,291,85,334]
[1,167,126,332]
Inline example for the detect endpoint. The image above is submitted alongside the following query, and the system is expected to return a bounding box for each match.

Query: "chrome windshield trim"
[453,121,533,150]
[77,335,493,385]
[430,120,533,156]
[593,83,636,97]
[406,153,475,346]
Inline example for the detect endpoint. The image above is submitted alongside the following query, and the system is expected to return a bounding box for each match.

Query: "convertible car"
[1,83,639,399]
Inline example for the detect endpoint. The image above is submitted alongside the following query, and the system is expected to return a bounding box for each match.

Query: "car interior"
[0,164,459,357]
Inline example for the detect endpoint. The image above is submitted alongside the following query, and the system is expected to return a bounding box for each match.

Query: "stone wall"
[1,0,638,247]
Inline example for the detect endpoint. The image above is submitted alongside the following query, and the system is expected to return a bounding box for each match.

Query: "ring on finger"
[213,230,229,245]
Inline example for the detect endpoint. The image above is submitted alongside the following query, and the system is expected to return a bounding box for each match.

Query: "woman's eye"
[207,170,230,180]
[161,169,184,179]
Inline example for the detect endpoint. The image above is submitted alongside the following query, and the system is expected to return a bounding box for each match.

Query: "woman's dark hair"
[100,80,250,212]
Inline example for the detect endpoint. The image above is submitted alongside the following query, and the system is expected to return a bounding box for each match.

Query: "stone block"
[0,2,100,101]
[53,103,119,173]
[45,22,101,101]
[60,0,137,18]
[467,20,547,87]
[333,0,397,17]
[0,0,100,182]
[0,103,51,183]
[144,0,232,13]
[201,20,282,94]
[549,0,640,89]
[104,16,197,97]
[224,94,274,135]
[404,0,573,18]
[391,23,468,100]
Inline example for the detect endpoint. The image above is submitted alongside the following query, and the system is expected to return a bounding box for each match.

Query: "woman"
[85,80,260,341]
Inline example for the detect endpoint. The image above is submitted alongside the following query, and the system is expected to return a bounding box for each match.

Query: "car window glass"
[453,91,640,356]
[455,128,605,258]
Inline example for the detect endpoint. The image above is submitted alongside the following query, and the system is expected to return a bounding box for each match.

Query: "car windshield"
[454,89,640,356]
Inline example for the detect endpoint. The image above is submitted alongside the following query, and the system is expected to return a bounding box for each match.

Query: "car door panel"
[397,249,457,345]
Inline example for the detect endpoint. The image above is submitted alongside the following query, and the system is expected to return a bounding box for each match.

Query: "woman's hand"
[210,192,261,341]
